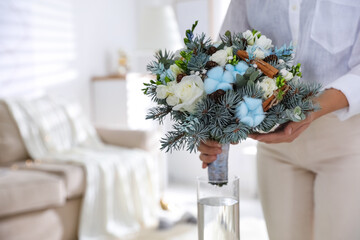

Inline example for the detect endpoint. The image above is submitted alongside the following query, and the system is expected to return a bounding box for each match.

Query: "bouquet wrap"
[207,143,230,183]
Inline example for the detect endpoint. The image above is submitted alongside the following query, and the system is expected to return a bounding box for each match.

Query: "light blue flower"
[204,66,235,94]
[225,61,249,78]
[236,96,265,127]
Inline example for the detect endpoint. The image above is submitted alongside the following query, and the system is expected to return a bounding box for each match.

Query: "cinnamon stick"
[262,85,290,112]
[236,50,279,78]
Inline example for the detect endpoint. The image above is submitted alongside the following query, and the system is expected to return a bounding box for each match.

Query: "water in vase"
[198,197,239,240]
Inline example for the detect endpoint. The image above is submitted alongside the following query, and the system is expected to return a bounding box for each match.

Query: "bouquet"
[143,21,321,183]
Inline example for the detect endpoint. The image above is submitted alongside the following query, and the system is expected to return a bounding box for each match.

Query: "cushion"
[0,101,29,164]
[0,168,66,217]
[16,161,86,199]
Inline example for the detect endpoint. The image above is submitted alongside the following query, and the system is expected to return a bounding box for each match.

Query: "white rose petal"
[258,77,278,99]
[243,30,255,45]
[156,85,169,99]
[280,69,294,81]
[225,46,233,56]
[255,35,273,50]
[166,95,180,106]
[172,75,205,113]
[209,49,228,66]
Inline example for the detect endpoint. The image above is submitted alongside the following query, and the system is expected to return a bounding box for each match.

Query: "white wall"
[72,0,136,116]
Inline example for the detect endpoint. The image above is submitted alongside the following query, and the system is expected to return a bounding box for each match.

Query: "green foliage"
[291,63,302,77]
[235,74,247,88]
[185,33,212,54]
[220,31,247,52]
[276,89,285,101]
[184,20,198,45]
[231,33,247,52]
[276,75,286,88]
[174,50,192,72]
[228,55,239,65]
[220,30,233,47]
[188,52,209,71]
[252,29,261,37]
[147,50,175,75]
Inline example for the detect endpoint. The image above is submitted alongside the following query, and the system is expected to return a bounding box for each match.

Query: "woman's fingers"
[199,153,217,163]
[203,140,222,148]
[198,142,222,155]
[198,141,221,168]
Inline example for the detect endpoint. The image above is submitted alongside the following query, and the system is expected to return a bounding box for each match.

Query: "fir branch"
[146,106,172,124]
[160,131,187,153]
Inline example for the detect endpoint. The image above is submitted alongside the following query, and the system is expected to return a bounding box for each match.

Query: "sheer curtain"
[0,0,77,97]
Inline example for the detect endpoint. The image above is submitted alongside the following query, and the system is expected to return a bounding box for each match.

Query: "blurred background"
[0,0,268,239]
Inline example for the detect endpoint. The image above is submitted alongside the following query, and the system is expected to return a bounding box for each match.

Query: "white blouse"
[221,0,360,120]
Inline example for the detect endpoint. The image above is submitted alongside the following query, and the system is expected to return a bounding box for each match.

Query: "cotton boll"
[254,114,265,126]
[222,71,235,83]
[207,66,224,80]
[204,78,219,94]
[216,82,233,92]
[225,64,235,72]
[236,97,265,127]
[238,102,248,117]
[235,61,249,75]
[244,97,261,111]
[241,116,254,127]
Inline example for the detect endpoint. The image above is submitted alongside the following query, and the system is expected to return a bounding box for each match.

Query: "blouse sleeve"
[325,29,360,121]
[219,0,250,35]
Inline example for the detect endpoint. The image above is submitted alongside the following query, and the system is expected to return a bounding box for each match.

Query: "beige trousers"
[257,113,360,240]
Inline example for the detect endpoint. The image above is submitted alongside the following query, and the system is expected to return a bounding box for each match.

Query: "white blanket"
[6,96,159,240]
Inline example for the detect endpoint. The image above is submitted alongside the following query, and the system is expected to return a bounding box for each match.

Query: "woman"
[198,0,360,239]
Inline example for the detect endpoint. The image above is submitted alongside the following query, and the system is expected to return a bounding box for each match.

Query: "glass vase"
[197,176,240,240]
[207,143,230,184]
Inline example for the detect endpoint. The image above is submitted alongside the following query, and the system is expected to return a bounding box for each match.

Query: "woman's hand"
[250,88,349,144]
[198,141,222,169]
[249,113,315,143]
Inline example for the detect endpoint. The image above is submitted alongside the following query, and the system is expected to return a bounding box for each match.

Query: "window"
[0,0,77,96]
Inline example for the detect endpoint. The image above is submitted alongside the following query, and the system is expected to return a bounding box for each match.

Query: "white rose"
[255,35,273,50]
[280,69,294,81]
[156,85,169,99]
[170,64,184,77]
[166,95,180,106]
[258,77,278,99]
[172,75,205,113]
[253,48,266,59]
[225,46,233,56]
[209,49,228,66]
[243,30,255,45]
